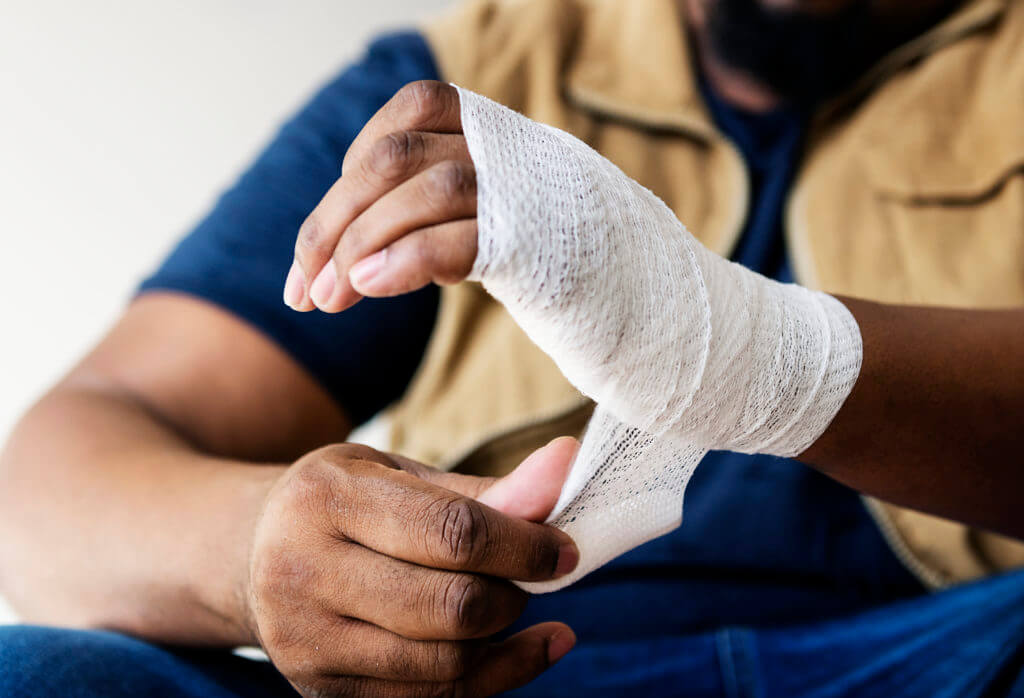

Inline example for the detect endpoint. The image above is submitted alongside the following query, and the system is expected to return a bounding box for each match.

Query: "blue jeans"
[4,569,1024,698]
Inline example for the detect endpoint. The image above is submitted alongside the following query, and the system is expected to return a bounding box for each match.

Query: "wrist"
[688,245,863,456]
[194,460,285,647]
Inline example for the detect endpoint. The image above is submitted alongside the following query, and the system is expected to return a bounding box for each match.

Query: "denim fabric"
[4,569,1024,697]
[509,568,1024,698]
[0,626,293,698]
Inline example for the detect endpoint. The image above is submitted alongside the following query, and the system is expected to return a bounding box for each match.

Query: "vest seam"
[565,83,715,142]
[860,495,952,590]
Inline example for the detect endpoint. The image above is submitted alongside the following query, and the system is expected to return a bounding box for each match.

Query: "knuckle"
[251,544,318,603]
[258,618,300,657]
[366,130,423,181]
[282,459,337,513]
[312,441,379,465]
[398,80,448,125]
[439,575,489,637]
[425,161,475,208]
[258,622,319,679]
[273,455,354,539]
[302,443,392,484]
[278,620,359,690]
[431,497,489,568]
[296,213,332,257]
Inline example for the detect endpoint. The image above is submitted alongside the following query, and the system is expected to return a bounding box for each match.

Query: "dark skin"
[1,2,1021,697]
[0,293,582,697]
[287,80,1024,539]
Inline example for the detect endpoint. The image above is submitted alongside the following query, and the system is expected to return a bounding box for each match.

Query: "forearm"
[800,298,1024,538]
[0,382,283,646]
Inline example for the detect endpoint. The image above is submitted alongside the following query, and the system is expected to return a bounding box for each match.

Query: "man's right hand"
[244,440,580,698]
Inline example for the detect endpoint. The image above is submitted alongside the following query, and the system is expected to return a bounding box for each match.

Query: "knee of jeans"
[0,624,157,696]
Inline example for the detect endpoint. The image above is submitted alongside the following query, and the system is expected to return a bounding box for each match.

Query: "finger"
[289,131,470,312]
[344,445,497,500]
[327,542,526,640]
[348,219,478,298]
[312,160,477,311]
[335,618,486,682]
[391,451,497,500]
[333,459,579,582]
[302,623,574,698]
[464,622,576,697]
[413,437,578,521]
[343,81,462,177]
[477,437,579,522]
[275,613,485,683]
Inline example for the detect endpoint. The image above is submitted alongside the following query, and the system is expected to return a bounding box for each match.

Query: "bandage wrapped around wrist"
[456,87,862,593]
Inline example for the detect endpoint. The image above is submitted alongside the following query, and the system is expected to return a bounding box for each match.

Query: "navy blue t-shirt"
[141,32,924,640]
[140,33,441,427]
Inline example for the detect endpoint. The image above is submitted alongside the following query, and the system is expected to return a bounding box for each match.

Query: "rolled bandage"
[456,87,862,593]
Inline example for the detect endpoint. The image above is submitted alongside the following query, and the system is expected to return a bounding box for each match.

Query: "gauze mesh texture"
[456,87,863,593]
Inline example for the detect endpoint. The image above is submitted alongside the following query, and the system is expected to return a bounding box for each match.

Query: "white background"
[0,0,450,625]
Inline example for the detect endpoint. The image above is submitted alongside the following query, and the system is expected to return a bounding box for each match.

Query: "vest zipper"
[787,163,952,590]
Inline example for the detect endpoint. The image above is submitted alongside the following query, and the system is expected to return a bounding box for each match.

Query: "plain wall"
[0,0,451,626]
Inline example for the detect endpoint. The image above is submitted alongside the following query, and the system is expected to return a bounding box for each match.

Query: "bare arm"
[0,292,580,695]
[0,293,348,645]
[799,298,1024,539]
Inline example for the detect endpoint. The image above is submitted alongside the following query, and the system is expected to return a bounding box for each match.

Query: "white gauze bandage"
[456,87,863,593]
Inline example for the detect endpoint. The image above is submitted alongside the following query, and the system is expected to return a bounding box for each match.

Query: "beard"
[704,0,879,105]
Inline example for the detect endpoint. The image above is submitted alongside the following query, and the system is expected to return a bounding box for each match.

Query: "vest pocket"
[864,152,1024,307]
[874,159,1024,206]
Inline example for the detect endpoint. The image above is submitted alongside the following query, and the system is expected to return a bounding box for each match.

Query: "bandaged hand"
[287,81,863,593]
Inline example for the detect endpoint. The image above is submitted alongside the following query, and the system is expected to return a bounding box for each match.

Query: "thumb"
[412,436,579,521]
[478,437,579,522]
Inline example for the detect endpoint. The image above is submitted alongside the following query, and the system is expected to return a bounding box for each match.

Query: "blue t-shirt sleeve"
[139,32,441,426]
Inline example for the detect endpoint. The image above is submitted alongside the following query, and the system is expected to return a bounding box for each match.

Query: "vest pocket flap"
[863,126,1024,205]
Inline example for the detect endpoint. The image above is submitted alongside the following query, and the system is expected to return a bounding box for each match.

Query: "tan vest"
[388,0,1024,588]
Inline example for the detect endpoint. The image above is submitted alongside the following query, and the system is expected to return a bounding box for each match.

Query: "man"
[2,0,1024,695]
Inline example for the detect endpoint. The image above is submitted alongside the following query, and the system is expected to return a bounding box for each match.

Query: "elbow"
[0,410,37,617]
[0,391,89,626]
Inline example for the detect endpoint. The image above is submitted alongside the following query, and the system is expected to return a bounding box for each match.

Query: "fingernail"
[283,261,305,309]
[555,541,579,577]
[309,261,337,308]
[348,249,388,294]
[547,629,576,664]
[547,436,581,460]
